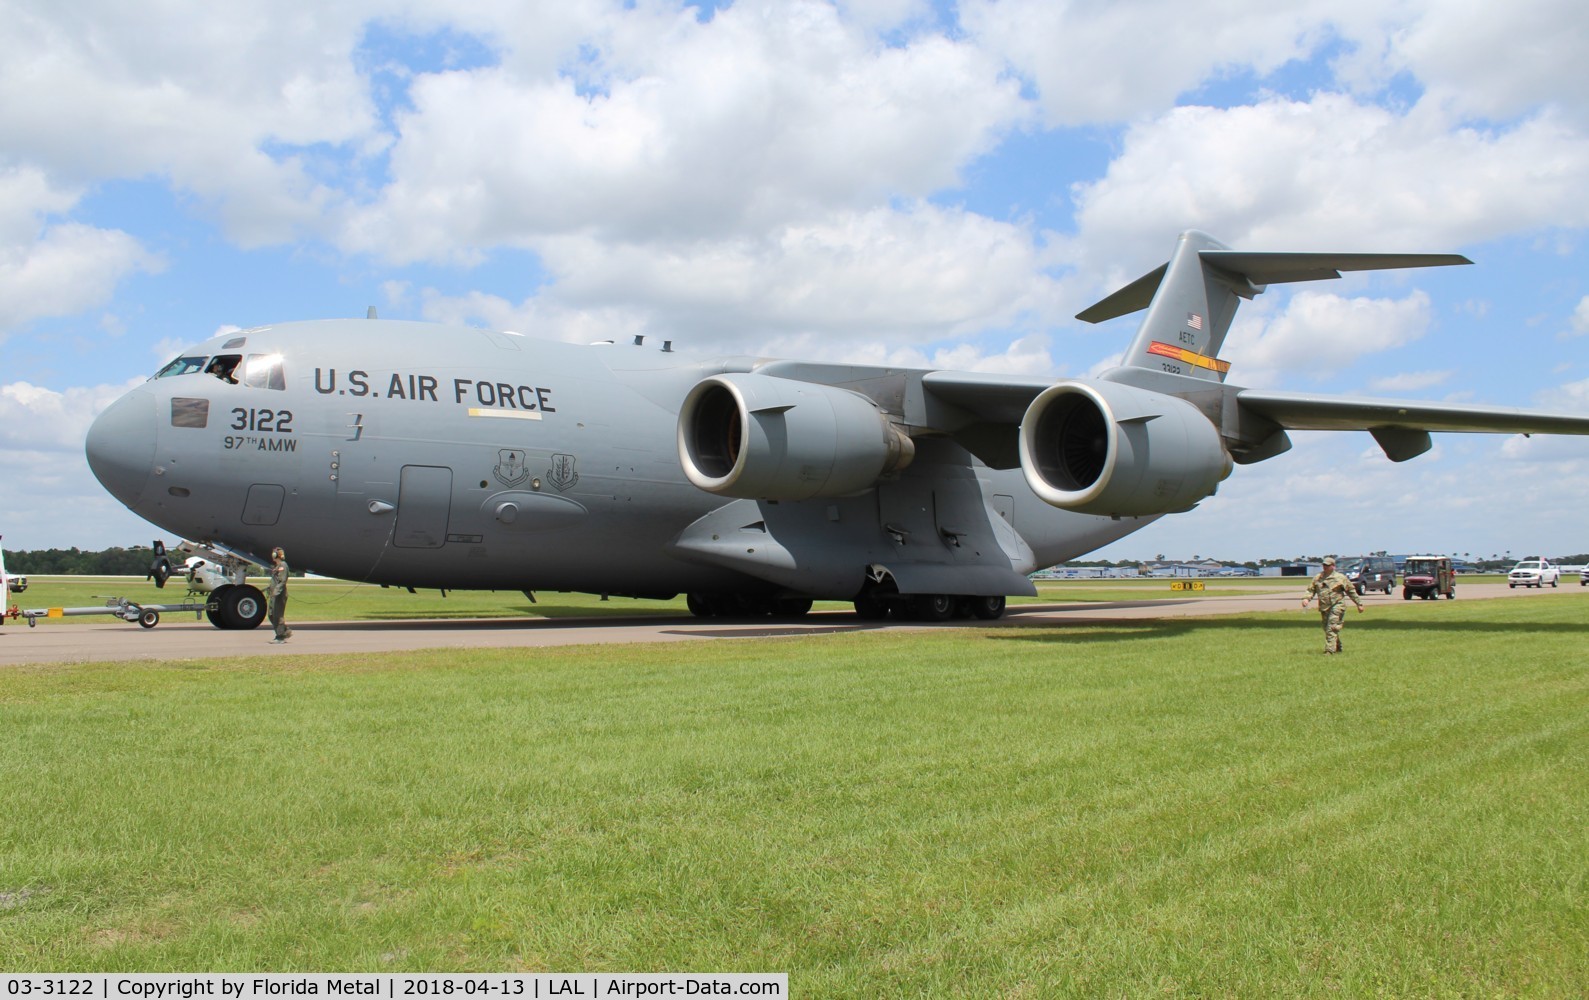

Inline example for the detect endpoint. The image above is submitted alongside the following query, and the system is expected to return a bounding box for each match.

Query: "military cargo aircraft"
[85,231,1589,629]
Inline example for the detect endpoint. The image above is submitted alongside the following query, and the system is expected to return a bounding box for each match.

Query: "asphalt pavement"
[0,582,1566,667]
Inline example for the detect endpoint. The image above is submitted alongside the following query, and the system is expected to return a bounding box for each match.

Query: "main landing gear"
[685,593,815,618]
[205,584,268,630]
[683,589,1008,622]
[853,592,1005,622]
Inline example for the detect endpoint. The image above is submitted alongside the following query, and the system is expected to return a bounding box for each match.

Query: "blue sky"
[3,0,1587,563]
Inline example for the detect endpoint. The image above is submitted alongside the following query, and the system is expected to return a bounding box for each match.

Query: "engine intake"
[678,373,914,500]
[1018,379,1231,516]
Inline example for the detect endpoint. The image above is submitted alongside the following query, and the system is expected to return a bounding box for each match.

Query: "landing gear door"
[393,465,452,549]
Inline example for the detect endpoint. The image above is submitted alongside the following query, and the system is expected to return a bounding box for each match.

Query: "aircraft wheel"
[914,594,956,621]
[138,609,160,629]
[207,585,232,627]
[686,593,716,618]
[853,594,889,620]
[734,595,775,616]
[773,598,813,618]
[970,595,1006,620]
[221,585,267,630]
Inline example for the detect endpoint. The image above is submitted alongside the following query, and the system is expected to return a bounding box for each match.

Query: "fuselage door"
[393,465,453,549]
[242,484,286,526]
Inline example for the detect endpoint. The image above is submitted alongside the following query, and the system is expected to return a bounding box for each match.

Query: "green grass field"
[2,591,1584,994]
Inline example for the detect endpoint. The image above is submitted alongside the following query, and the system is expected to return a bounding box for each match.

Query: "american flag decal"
[1186,312,1203,331]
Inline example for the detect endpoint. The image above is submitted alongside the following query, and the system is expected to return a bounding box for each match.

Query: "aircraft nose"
[86,387,158,508]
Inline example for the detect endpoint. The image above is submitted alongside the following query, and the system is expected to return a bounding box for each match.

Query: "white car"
[1508,557,1560,588]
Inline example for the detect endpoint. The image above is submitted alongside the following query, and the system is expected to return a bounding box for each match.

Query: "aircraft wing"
[1235,389,1589,435]
[918,373,1589,467]
[921,376,1589,436]
[1237,389,1589,462]
[918,371,1056,424]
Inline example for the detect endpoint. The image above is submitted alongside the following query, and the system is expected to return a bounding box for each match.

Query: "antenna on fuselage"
[367,306,378,319]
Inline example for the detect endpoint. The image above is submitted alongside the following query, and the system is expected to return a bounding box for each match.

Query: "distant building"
[1141,559,1227,577]
[1262,564,1316,577]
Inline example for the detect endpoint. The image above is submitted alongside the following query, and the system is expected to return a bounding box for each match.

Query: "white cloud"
[1571,296,1589,336]
[0,167,163,337]
[1375,0,1589,127]
[342,1,1026,262]
[1368,369,1453,392]
[417,203,1068,359]
[0,166,77,243]
[1063,94,1589,278]
[836,0,938,34]
[1,378,142,452]
[0,223,163,333]
[960,0,1335,126]
[1223,288,1433,386]
[0,1,381,244]
[0,376,165,547]
[965,0,1589,131]
[1530,376,1589,415]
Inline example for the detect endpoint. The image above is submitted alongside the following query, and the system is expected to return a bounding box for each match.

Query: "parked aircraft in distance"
[85,231,1589,629]
[1,536,17,613]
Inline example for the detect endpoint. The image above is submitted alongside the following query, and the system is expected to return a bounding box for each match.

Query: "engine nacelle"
[678,373,914,500]
[1018,379,1232,517]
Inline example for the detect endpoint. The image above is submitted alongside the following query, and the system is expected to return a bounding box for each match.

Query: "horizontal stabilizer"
[1077,248,1471,325]
[1075,264,1167,324]
[1200,251,1472,287]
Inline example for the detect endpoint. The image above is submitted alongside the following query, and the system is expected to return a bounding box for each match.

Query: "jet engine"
[678,373,915,500]
[1018,379,1232,517]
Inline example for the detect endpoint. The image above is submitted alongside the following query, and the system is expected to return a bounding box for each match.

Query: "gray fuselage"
[86,320,1154,600]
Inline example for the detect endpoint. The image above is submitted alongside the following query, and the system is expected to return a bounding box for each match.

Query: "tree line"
[5,546,158,576]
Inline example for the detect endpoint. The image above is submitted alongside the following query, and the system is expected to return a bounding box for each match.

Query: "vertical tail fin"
[1076,230,1471,383]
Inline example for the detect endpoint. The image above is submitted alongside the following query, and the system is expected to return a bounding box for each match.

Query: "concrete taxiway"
[0,582,1563,667]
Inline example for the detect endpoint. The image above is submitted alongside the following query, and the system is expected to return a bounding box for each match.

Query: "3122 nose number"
[231,407,294,433]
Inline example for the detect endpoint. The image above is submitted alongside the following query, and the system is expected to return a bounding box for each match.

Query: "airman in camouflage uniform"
[1301,556,1363,654]
[268,546,292,644]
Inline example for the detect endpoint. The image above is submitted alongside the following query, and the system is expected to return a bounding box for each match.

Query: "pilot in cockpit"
[206,356,240,383]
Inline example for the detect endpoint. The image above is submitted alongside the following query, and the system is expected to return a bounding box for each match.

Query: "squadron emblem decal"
[493,449,530,487]
[548,453,579,492]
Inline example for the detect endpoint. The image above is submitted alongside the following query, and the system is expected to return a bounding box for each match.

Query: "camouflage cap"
[1322,556,1336,565]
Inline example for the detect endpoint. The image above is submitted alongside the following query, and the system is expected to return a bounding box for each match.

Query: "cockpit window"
[154,355,210,379]
[154,351,284,388]
[244,353,286,390]
[206,355,242,383]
